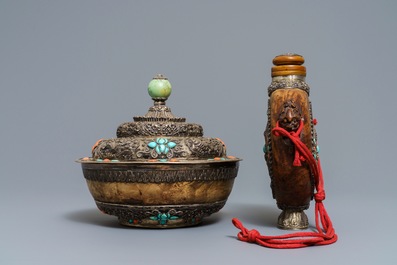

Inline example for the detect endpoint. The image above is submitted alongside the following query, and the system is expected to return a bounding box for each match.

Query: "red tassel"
[293,149,303,166]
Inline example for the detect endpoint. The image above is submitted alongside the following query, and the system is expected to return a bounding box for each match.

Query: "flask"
[264,54,315,229]
[231,54,337,248]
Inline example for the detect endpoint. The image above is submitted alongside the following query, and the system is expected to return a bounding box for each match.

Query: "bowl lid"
[117,74,202,138]
[79,74,239,164]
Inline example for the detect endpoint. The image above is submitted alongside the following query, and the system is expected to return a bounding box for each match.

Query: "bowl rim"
[76,157,242,165]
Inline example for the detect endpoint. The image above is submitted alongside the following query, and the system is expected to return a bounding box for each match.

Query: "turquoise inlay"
[150,212,179,225]
[159,159,168,162]
[111,159,119,162]
[96,159,103,162]
[159,144,166,153]
[148,142,157,148]
[155,145,161,154]
[316,145,320,153]
[167,142,176,148]
[263,145,267,153]
[148,138,176,156]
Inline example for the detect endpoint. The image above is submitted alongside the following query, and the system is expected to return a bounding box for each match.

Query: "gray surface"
[1,0,396,264]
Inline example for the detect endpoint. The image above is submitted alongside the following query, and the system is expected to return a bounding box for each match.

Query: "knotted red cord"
[232,119,337,249]
[276,120,306,166]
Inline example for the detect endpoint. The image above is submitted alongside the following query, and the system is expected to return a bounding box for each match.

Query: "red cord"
[232,119,337,248]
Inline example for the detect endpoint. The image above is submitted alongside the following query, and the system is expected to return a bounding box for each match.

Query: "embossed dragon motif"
[92,138,141,160]
[184,138,225,158]
[91,137,226,161]
[117,122,203,137]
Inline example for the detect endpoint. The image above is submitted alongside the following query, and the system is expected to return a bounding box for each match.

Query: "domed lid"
[79,74,239,163]
[117,74,203,137]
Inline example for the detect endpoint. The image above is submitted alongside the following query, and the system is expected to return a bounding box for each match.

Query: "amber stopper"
[271,54,306,77]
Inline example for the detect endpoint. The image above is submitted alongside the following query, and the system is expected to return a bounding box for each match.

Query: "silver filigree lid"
[79,74,239,163]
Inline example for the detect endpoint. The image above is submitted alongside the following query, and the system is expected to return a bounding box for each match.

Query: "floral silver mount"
[77,74,241,228]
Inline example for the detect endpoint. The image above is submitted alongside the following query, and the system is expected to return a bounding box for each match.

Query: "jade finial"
[148,74,172,100]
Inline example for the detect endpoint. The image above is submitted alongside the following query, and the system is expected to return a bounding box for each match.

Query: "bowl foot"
[277,209,308,230]
[95,200,226,228]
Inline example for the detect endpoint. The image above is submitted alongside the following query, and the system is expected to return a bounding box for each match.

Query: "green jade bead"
[148,78,172,99]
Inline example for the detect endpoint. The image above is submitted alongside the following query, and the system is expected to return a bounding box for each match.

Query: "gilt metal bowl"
[77,74,240,228]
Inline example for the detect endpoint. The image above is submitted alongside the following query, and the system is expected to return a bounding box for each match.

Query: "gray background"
[1,0,396,264]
